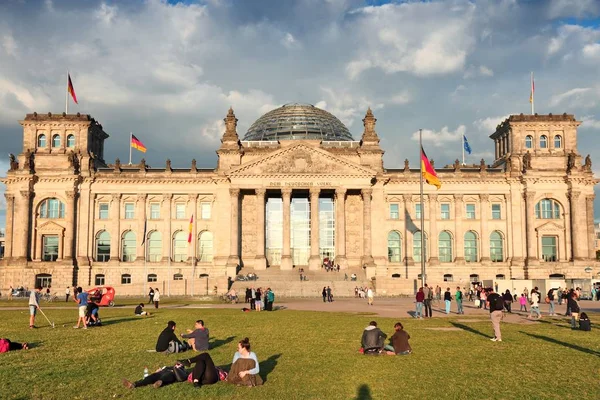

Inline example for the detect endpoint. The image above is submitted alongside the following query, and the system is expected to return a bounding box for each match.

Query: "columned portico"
[280,188,293,270]
[308,187,321,270]
[335,188,347,268]
[361,188,374,267]
[254,188,267,270]
[227,188,240,270]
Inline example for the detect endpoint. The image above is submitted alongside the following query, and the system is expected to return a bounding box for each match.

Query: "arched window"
[443,274,453,282]
[121,231,136,262]
[535,199,561,219]
[549,273,565,278]
[439,231,453,263]
[198,231,213,262]
[413,231,428,262]
[464,231,478,263]
[387,231,401,263]
[525,135,533,149]
[95,231,110,262]
[554,135,562,148]
[490,231,504,262]
[121,274,131,284]
[495,274,505,279]
[52,134,61,148]
[540,135,547,148]
[39,198,65,219]
[95,274,105,286]
[173,231,188,262]
[173,273,184,281]
[67,134,75,148]
[147,231,162,262]
[147,274,157,283]
[38,134,47,148]
[35,273,52,288]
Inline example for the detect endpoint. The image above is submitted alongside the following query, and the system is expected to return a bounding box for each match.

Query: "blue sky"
[1,0,600,227]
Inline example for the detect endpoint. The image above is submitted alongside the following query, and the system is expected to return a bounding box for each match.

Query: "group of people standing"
[322,286,334,302]
[243,287,275,311]
[147,288,161,309]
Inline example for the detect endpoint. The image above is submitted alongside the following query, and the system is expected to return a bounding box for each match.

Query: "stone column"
[227,188,240,268]
[524,191,537,266]
[136,194,147,261]
[402,194,413,265]
[4,194,14,260]
[280,188,293,270]
[109,193,121,262]
[568,190,582,260]
[428,194,439,265]
[335,188,348,268]
[309,188,321,270]
[586,195,596,260]
[161,194,172,262]
[254,188,267,270]
[454,194,464,263]
[188,194,198,263]
[63,190,76,260]
[480,194,490,261]
[361,189,374,266]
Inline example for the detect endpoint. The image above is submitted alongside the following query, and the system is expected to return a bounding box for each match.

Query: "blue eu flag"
[463,135,472,154]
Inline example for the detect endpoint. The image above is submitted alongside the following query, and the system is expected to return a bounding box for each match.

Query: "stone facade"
[0,108,598,295]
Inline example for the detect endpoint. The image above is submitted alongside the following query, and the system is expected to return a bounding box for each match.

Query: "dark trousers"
[188,353,219,385]
[322,295,326,302]
[6,339,24,351]
[148,296,154,304]
[154,301,159,309]
[504,302,511,313]
[250,299,256,310]
[265,301,272,311]
[65,294,70,302]
[424,300,432,317]
[328,295,333,302]
[134,369,177,387]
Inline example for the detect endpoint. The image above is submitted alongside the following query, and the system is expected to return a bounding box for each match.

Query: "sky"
[1,0,600,228]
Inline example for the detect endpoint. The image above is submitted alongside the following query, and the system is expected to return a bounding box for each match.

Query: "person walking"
[435,285,442,300]
[8,286,13,301]
[547,288,556,316]
[153,288,161,309]
[415,287,424,319]
[557,286,563,305]
[148,288,155,305]
[455,286,464,314]
[28,286,42,329]
[502,289,513,313]
[519,293,528,312]
[423,284,433,318]
[74,287,89,329]
[486,288,504,342]
[367,288,374,306]
[326,286,333,302]
[267,288,275,311]
[528,288,541,320]
[444,287,452,314]
[322,287,327,303]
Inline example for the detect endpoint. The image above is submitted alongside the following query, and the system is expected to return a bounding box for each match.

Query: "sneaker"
[496,339,502,342]
[490,337,497,341]
[153,380,163,388]
[73,326,79,329]
[122,379,134,389]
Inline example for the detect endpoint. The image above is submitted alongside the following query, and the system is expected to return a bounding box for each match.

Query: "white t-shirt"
[367,289,373,298]
[153,291,160,302]
[530,292,540,307]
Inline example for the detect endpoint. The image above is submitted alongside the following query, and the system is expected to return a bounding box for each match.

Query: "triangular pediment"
[535,221,565,232]
[37,220,65,232]
[228,143,376,177]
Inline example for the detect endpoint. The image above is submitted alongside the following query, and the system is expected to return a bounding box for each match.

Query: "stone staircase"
[230,267,373,297]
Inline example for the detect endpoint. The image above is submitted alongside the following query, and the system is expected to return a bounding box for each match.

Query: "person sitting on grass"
[180,320,210,352]
[156,321,189,354]
[122,362,188,389]
[384,322,412,355]
[0,338,29,352]
[134,303,150,316]
[178,352,221,388]
[360,321,387,354]
[226,337,263,386]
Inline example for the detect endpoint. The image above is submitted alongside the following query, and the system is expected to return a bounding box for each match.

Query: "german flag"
[421,146,441,189]
[187,215,194,244]
[131,134,147,153]
[68,73,78,104]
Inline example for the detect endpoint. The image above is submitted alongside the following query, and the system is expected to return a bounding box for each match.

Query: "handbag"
[544,297,550,304]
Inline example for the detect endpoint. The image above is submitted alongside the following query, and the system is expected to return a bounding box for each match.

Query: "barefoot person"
[0,338,29,352]
[122,362,188,389]
[28,286,42,329]
[181,320,210,351]
[227,337,262,386]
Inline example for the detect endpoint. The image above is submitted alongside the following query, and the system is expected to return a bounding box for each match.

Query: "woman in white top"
[528,288,541,320]
[228,337,262,386]
[153,288,160,309]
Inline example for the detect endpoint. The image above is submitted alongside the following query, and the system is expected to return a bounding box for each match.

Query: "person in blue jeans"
[444,288,452,314]
[455,287,464,314]
[415,287,425,319]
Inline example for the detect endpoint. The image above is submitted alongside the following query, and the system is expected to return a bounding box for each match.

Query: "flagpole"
[531,72,534,115]
[419,129,426,288]
[129,132,133,165]
[65,70,69,114]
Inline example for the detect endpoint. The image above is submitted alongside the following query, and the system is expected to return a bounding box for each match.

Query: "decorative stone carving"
[334,188,346,200]
[65,191,76,200]
[453,194,464,201]
[281,188,292,197]
[191,159,197,172]
[162,193,172,203]
[24,149,33,172]
[4,193,15,204]
[584,154,592,171]
[114,158,121,172]
[479,194,489,202]
[567,150,576,173]
[136,194,147,203]
[19,190,30,199]
[522,152,532,172]
[402,194,412,203]
[454,159,460,171]
[139,158,147,170]
[111,193,121,203]
[9,154,18,171]
[403,159,410,172]
[480,158,487,171]
[568,190,580,201]
[230,188,240,197]
[165,159,172,172]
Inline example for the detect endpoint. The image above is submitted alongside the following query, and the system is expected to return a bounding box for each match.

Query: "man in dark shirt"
[384,322,412,355]
[361,321,387,354]
[156,321,184,353]
[486,289,504,342]
[181,320,210,351]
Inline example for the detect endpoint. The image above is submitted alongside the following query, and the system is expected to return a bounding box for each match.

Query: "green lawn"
[0,306,598,400]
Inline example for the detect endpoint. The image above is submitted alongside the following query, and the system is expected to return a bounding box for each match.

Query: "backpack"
[494,295,504,311]
[0,339,10,353]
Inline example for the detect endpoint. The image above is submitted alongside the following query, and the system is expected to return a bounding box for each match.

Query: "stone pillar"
[188,194,198,263]
[361,189,374,266]
[4,194,14,260]
[335,188,348,268]
[586,195,596,260]
[63,190,76,260]
[309,188,321,270]
[136,194,147,260]
[280,188,293,270]
[161,194,172,262]
[480,194,490,261]
[428,194,439,265]
[109,193,121,262]
[454,194,464,263]
[524,191,537,266]
[402,194,413,265]
[227,188,240,268]
[254,188,267,270]
[495,140,499,159]
[568,190,582,260]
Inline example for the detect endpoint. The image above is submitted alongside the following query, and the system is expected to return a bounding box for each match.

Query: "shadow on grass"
[209,336,235,350]
[355,384,372,400]
[100,316,147,326]
[519,332,600,357]
[450,322,492,339]
[260,353,282,382]
[535,318,572,330]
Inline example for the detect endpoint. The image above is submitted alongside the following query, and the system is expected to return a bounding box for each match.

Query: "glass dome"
[242,103,354,141]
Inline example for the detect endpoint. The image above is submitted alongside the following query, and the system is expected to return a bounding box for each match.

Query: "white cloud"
[473,115,510,133]
[464,64,494,79]
[2,34,17,57]
[316,87,384,129]
[410,125,466,147]
[95,2,118,24]
[389,90,411,105]
[582,43,600,60]
[581,115,600,130]
[281,32,299,49]
[549,87,593,107]
[547,0,600,19]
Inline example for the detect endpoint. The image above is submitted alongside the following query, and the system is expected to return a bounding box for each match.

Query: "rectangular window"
[150,203,160,219]
[175,203,186,220]
[415,204,422,220]
[99,203,109,220]
[42,235,59,262]
[492,203,501,220]
[201,202,211,220]
[121,275,131,285]
[466,204,476,219]
[124,203,135,219]
[440,203,450,220]
[95,275,105,286]
[389,203,399,220]
[541,236,557,262]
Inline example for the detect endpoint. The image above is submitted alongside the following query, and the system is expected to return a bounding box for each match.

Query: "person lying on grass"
[180,319,209,351]
[226,337,263,386]
[0,338,29,352]
[384,322,412,355]
[134,303,150,316]
[156,321,190,353]
[360,320,387,354]
[122,362,188,389]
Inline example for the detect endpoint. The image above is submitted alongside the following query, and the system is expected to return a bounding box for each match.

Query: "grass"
[0,304,599,400]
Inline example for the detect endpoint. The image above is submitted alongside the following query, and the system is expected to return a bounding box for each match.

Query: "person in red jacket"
[415,287,425,319]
